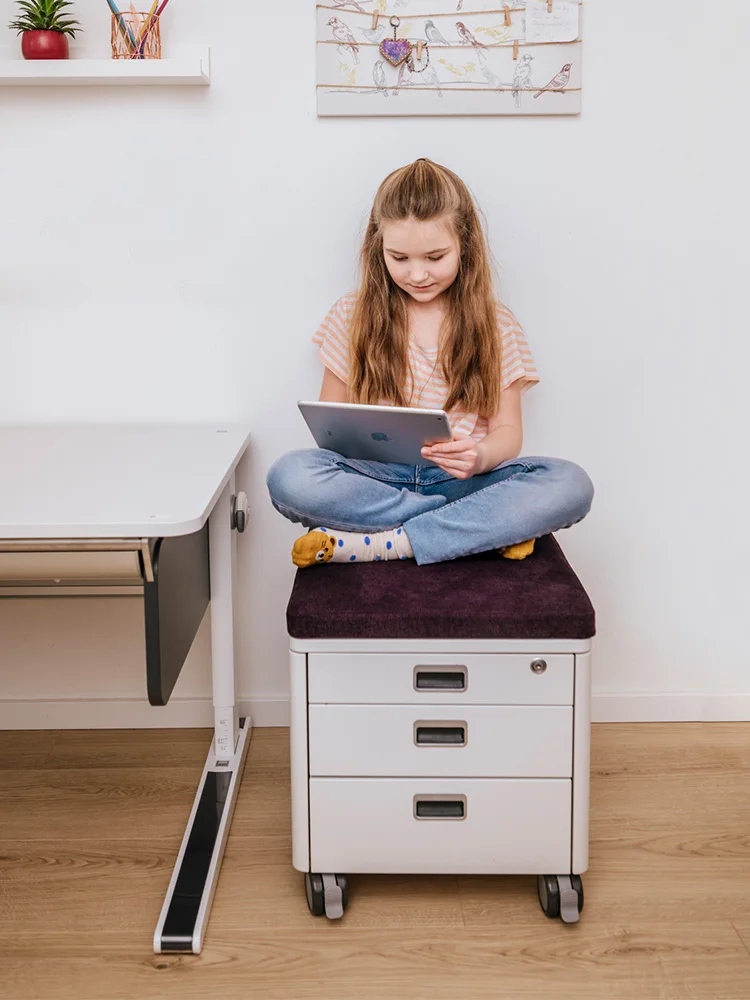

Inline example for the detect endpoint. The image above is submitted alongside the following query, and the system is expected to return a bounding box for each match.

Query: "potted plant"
[8,0,81,60]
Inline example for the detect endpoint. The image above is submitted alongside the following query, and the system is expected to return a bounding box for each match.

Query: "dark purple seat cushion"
[287,534,595,640]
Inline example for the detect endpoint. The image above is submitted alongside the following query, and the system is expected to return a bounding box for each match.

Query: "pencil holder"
[110,12,161,60]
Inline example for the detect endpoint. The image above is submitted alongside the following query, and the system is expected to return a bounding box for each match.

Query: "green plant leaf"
[7,0,81,35]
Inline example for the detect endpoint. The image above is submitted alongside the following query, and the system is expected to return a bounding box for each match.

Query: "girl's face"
[381,216,460,305]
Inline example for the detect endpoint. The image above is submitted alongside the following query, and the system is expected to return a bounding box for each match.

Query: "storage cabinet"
[290,639,591,925]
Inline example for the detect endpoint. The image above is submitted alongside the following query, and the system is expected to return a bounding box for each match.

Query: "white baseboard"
[0,696,290,730]
[1,694,749,730]
[591,693,750,723]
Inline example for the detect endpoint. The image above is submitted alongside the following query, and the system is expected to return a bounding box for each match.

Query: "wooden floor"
[1,724,750,999]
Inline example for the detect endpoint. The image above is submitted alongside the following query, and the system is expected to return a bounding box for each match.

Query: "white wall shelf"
[0,47,209,86]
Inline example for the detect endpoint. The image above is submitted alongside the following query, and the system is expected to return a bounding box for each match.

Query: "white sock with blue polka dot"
[317,526,414,564]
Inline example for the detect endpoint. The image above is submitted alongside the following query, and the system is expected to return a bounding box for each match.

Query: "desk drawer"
[308,704,572,778]
[310,777,572,874]
[308,653,573,706]
[0,550,143,586]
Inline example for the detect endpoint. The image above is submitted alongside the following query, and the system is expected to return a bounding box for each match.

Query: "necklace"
[411,341,441,402]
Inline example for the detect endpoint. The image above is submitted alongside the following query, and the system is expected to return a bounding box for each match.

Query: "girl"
[267,158,593,568]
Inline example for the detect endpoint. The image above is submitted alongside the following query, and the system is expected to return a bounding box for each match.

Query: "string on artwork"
[317,3,581,19]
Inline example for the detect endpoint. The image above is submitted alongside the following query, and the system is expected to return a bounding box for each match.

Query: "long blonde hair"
[349,159,501,417]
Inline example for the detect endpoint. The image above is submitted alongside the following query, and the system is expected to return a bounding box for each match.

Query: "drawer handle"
[414,722,467,746]
[414,795,467,820]
[414,666,467,692]
[530,658,547,675]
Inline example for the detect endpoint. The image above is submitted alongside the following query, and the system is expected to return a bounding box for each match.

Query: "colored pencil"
[104,0,139,55]
[140,0,159,39]
[134,0,172,56]
[132,0,158,57]
[128,2,141,58]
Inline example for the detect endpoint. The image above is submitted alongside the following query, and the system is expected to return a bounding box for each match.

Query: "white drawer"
[308,652,573,706]
[0,550,142,584]
[308,704,572,778]
[310,777,572,874]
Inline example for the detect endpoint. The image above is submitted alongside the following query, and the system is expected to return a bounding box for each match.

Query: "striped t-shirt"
[312,294,539,441]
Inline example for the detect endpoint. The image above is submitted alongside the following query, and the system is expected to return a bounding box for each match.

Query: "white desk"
[0,424,252,954]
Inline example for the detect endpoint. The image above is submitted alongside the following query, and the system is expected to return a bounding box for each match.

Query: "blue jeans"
[267,449,594,566]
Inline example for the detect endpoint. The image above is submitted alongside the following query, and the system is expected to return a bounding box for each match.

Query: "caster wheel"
[570,874,584,912]
[336,873,349,911]
[305,872,325,916]
[537,874,584,922]
[537,874,560,918]
[305,873,349,918]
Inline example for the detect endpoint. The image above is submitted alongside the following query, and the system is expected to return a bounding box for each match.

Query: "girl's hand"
[421,435,485,480]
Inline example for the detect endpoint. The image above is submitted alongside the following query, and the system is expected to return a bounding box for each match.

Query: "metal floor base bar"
[153,716,252,954]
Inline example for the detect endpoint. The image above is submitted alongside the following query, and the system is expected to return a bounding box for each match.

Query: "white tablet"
[298,401,453,467]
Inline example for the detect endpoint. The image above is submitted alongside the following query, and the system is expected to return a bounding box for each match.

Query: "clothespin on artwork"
[416,39,424,61]
[371,11,379,29]
[547,0,554,12]
[513,39,519,60]
[504,5,512,27]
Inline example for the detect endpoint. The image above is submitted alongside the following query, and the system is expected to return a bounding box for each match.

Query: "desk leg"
[153,477,252,954]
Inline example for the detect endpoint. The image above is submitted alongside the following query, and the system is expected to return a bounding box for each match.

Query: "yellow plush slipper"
[500,538,536,560]
[292,530,337,568]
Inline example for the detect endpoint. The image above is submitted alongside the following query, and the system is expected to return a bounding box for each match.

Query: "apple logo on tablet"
[371,432,391,442]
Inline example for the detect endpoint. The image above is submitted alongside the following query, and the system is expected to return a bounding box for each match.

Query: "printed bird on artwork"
[512,52,533,108]
[373,59,388,97]
[476,49,501,89]
[424,20,449,44]
[418,64,443,97]
[359,22,386,42]
[327,17,360,64]
[456,22,487,47]
[393,59,412,94]
[533,62,571,98]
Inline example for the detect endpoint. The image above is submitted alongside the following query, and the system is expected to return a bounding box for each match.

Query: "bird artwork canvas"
[316,0,582,117]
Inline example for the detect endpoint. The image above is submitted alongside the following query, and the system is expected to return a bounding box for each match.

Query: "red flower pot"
[21,30,70,60]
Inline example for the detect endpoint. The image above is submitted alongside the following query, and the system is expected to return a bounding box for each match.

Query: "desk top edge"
[0,423,252,539]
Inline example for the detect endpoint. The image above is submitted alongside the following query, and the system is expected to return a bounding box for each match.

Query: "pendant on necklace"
[380,16,412,67]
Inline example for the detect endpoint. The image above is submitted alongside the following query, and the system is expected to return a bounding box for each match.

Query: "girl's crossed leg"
[267,449,594,567]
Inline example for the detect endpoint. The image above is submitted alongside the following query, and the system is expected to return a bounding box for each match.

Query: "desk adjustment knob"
[231,492,250,533]
[530,658,547,675]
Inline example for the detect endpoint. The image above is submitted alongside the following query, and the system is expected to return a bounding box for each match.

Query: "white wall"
[1,1,748,727]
